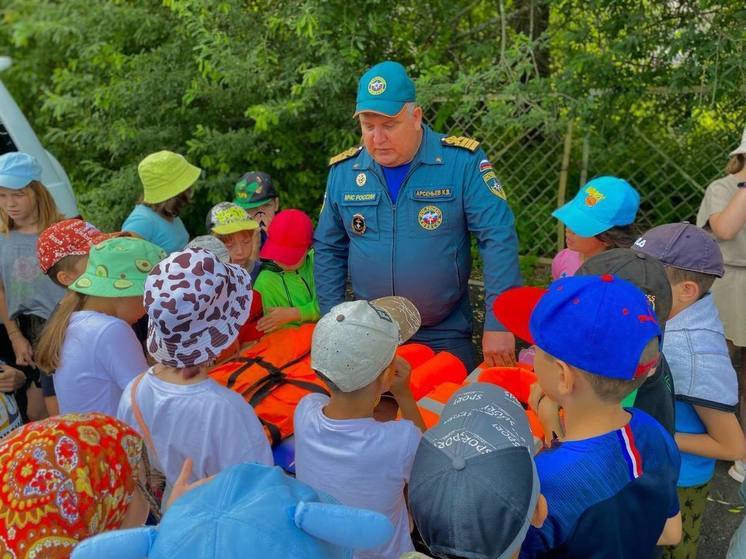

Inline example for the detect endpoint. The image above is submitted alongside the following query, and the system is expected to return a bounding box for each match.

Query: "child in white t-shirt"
[35,236,164,416]
[294,297,425,559]
[117,247,272,491]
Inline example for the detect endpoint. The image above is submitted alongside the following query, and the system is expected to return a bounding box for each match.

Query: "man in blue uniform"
[314,61,522,370]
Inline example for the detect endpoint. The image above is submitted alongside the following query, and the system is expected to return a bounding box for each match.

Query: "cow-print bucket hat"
[144,248,253,368]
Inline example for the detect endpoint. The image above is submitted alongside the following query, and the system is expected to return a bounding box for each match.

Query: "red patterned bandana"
[0,413,143,558]
[36,219,103,273]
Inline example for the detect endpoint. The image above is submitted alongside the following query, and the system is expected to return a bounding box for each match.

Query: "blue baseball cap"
[0,152,42,190]
[354,61,416,117]
[553,176,640,237]
[493,275,660,380]
[72,464,394,559]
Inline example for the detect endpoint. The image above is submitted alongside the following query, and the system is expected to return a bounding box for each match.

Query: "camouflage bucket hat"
[70,237,166,298]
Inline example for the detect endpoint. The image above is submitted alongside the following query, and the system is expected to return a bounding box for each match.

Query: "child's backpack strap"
[130,372,157,458]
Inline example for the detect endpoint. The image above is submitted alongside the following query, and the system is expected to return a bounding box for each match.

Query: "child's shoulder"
[551,248,581,280]
[537,410,676,486]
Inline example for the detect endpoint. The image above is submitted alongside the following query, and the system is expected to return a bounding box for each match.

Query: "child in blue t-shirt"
[494,274,682,558]
[633,223,746,559]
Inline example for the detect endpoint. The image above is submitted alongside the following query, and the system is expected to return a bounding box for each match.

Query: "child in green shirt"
[254,210,319,333]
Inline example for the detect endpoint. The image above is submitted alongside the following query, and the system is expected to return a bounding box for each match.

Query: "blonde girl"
[0,151,64,421]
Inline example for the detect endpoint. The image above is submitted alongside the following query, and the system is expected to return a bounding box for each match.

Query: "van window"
[0,122,18,155]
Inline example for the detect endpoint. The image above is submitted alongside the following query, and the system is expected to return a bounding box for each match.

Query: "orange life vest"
[414,363,545,441]
[209,324,327,445]
[210,329,442,445]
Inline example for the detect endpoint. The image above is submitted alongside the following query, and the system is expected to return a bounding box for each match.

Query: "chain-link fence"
[428,94,744,260]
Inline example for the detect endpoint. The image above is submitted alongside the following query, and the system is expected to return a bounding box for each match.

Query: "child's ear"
[379,363,396,393]
[55,270,73,287]
[554,359,575,396]
[680,280,701,302]
[531,494,548,528]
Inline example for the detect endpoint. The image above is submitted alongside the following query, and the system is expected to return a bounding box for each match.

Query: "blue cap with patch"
[494,275,660,381]
[354,61,416,117]
[0,152,42,190]
[552,176,640,237]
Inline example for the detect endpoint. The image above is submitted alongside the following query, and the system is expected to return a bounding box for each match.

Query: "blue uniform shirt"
[381,163,410,204]
[314,125,521,332]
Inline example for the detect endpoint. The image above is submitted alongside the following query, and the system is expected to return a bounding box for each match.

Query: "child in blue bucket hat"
[0,151,66,422]
[551,176,641,280]
[72,463,394,559]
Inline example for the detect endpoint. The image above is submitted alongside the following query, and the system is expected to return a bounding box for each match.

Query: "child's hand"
[257,307,301,333]
[528,383,564,446]
[9,333,34,367]
[0,365,25,392]
[390,356,413,398]
[166,458,214,509]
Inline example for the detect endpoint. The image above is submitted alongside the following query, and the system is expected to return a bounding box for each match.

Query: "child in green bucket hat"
[36,237,166,417]
[122,151,202,254]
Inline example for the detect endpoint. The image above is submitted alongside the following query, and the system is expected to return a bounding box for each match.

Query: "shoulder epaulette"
[328,146,363,166]
[441,136,480,152]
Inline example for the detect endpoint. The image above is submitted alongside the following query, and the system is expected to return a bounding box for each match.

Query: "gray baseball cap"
[186,235,230,264]
[577,248,673,329]
[311,297,420,392]
[409,383,540,559]
[632,222,724,278]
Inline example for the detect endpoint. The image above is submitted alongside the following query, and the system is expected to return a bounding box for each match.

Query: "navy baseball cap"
[494,275,660,380]
[577,248,673,330]
[632,222,725,278]
[553,176,640,237]
[409,383,540,559]
[354,61,416,117]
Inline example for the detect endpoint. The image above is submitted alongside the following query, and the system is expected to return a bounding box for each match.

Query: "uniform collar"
[353,125,445,171]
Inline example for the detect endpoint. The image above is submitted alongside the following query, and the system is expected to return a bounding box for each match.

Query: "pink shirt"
[551,248,582,280]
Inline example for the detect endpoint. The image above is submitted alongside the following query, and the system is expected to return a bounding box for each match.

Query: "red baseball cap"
[37,219,105,273]
[494,276,660,381]
[259,209,313,267]
[492,286,546,345]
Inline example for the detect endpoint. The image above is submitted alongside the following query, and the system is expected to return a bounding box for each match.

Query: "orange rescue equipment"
[210,324,327,445]
[415,364,545,441]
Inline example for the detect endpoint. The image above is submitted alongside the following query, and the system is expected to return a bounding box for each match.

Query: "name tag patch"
[343,193,377,202]
[413,188,452,199]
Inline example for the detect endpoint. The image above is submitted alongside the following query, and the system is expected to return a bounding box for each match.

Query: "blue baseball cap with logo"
[354,61,416,117]
[552,176,640,237]
[0,152,42,190]
[494,274,660,380]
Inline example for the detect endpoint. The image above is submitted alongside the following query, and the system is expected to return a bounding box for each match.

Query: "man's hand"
[256,307,301,333]
[389,356,413,398]
[9,333,34,367]
[0,365,25,392]
[482,331,516,367]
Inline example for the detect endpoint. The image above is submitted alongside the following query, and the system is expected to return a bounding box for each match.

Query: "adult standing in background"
[697,126,746,483]
[314,61,522,371]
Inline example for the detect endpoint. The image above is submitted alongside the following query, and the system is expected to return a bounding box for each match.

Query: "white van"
[0,57,79,217]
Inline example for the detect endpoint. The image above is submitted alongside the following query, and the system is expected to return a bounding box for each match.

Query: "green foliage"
[0,0,743,257]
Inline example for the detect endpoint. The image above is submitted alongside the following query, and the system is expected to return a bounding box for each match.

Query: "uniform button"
[451,456,466,470]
